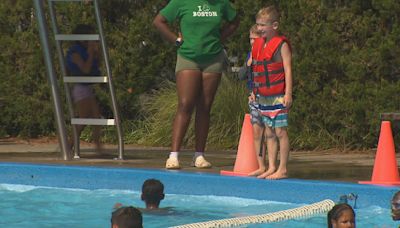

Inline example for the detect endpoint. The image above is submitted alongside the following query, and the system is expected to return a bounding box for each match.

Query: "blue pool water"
[0,163,399,227]
[0,184,397,227]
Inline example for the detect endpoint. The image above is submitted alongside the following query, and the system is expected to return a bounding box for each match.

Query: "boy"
[113,179,167,213]
[111,206,143,228]
[141,178,165,210]
[238,24,262,82]
[248,6,293,180]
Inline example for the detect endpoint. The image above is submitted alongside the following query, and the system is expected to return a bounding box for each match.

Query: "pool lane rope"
[171,199,335,228]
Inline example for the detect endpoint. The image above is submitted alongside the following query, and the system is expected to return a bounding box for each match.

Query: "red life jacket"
[251,36,290,96]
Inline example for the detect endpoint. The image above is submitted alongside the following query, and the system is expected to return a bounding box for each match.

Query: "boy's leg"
[266,127,289,179]
[257,126,278,178]
[247,123,266,176]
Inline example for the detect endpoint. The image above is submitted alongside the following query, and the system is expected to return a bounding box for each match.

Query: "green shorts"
[175,51,227,73]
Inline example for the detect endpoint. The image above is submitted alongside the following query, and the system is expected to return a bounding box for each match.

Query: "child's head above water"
[255,6,280,39]
[327,203,355,228]
[111,206,143,228]
[391,191,400,220]
[141,179,165,209]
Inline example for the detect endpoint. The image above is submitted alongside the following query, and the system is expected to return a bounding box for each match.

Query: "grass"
[124,74,249,150]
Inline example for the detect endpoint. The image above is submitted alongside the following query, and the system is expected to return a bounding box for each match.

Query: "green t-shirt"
[160,0,237,62]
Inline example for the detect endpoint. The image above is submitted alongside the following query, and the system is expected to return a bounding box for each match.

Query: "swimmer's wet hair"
[327,203,355,228]
[142,179,164,204]
[111,206,143,228]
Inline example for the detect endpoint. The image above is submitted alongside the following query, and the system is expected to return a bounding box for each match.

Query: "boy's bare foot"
[257,168,276,179]
[247,168,265,176]
[266,170,288,180]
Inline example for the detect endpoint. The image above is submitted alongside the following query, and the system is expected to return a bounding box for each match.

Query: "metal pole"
[33,0,71,160]
[93,0,124,159]
[47,1,80,158]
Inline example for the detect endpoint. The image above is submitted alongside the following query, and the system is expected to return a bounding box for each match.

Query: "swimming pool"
[0,162,398,227]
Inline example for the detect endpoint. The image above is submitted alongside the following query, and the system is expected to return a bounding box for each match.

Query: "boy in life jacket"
[247,6,293,180]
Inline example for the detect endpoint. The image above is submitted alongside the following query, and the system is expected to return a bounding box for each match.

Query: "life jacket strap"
[252,79,285,88]
[252,68,284,77]
[252,60,273,66]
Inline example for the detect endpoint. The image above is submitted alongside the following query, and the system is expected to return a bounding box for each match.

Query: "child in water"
[327,203,356,228]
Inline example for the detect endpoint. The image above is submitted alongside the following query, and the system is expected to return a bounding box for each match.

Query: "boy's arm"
[281,42,292,108]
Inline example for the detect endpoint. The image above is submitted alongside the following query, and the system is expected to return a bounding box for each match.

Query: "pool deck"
[0,137,384,183]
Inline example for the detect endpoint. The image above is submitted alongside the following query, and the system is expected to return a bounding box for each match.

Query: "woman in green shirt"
[153,0,239,169]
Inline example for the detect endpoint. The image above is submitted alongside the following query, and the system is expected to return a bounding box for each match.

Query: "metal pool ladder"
[33,0,124,160]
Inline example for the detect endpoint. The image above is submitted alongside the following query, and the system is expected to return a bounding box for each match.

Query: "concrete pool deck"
[0,137,386,183]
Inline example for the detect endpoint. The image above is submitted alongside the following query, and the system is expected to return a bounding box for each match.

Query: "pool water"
[0,184,397,228]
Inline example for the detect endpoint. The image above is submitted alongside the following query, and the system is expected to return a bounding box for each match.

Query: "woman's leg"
[194,72,222,153]
[171,70,202,152]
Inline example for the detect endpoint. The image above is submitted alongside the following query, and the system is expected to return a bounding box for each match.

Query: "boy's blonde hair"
[249,24,261,36]
[256,5,280,22]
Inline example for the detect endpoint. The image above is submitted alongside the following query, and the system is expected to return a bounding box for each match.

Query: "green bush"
[125,75,248,150]
[1,0,400,150]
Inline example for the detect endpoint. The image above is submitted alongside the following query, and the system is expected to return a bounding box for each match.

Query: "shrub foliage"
[1,0,400,150]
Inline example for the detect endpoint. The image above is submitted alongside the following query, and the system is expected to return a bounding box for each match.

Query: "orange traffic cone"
[359,121,400,186]
[221,114,259,176]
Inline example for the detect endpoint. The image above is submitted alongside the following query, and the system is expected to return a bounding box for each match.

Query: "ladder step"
[55,34,99,41]
[64,76,108,83]
[71,118,115,126]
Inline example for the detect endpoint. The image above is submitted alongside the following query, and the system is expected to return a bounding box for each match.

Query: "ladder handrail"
[33,0,71,160]
[93,0,124,159]
[47,0,80,158]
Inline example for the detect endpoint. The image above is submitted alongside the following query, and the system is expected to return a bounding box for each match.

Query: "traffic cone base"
[359,180,400,186]
[359,121,400,186]
[220,114,259,177]
[220,170,256,177]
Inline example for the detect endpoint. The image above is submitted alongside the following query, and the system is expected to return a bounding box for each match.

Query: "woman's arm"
[153,14,179,44]
[220,15,240,43]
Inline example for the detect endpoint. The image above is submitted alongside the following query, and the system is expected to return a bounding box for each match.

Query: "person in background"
[327,203,356,228]
[111,206,143,228]
[238,24,262,83]
[66,24,102,153]
[237,25,270,177]
[153,0,240,169]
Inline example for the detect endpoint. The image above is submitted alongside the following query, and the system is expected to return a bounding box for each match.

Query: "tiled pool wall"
[0,162,397,208]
